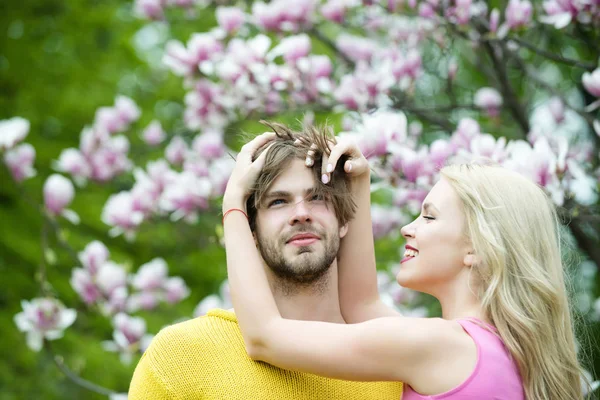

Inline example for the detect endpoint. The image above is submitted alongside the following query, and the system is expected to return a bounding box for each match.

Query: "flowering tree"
[2,0,600,397]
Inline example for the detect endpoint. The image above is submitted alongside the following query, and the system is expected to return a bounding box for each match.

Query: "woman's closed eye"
[422,215,436,221]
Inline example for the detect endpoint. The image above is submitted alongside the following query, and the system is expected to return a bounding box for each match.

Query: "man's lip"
[405,244,418,251]
[287,233,320,243]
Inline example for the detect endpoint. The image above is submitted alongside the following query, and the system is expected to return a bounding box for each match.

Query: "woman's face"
[397,178,472,295]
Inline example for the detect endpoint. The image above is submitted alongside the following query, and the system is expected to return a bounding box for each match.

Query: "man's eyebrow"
[264,188,318,198]
[423,202,440,213]
[264,190,291,199]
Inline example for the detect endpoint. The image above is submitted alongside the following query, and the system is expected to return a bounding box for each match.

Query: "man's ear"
[464,251,478,268]
[339,223,349,239]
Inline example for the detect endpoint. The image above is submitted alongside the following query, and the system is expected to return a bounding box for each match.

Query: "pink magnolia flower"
[336,34,378,63]
[131,258,168,291]
[165,136,188,166]
[0,117,30,151]
[102,313,153,365]
[418,2,437,19]
[371,205,406,239]
[162,40,197,77]
[389,146,431,183]
[43,174,78,223]
[582,68,600,97]
[504,138,565,205]
[79,240,110,274]
[133,0,165,20]
[540,0,575,29]
[87,135,133,182]
[4,143,36,182]
[216,6,246,34]
[192,130,225,160]
[428,139,454,168]
[96,261,128,299]
[208,157,235,197]
[159,172,212,223]
[252,0,316,32]
[14,298,77,352]
[103,286,129,316]
[543,97,565,124]
[341,110,407,158]
[333,74,370,111]
[115,96,142,128]
[53,148,91,186]
[268,34,311,64]
[505,0,533,29]
[126,291,161,312]
[474,87,503,117]
[141,120,166,146]
[451,118,481,149]
[450,0,473,25]
[164,276,190,303]
[489,8,500,33]
[467,134,508,162]
[101,191,145,239]
[70,268,101,305]
[321,0,349,23]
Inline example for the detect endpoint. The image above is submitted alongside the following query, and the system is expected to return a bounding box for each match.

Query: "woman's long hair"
[441,163,584,399]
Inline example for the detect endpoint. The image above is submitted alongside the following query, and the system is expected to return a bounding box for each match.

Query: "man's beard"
[256,227,340,286]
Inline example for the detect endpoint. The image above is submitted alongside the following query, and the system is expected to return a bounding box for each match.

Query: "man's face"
[255,158,348,284]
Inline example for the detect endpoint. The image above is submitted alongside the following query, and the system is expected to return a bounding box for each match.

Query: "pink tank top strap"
[403,317,525,400]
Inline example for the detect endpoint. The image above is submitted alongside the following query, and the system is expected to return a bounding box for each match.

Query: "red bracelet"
[222,208,249,224]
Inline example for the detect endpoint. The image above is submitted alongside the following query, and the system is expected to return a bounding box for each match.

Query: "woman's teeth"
[405,249,419,258]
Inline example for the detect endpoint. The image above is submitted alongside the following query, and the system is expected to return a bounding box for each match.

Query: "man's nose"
[289,198,312,224]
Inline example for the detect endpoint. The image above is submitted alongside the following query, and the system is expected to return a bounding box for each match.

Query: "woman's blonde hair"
[440,163,584,400]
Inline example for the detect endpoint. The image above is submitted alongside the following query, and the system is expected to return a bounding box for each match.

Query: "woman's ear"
[464,251,478,268]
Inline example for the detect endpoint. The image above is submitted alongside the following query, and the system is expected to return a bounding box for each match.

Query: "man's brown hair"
[246,120,357,231]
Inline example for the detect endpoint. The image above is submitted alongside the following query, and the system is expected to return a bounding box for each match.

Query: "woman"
[222,129,584,399]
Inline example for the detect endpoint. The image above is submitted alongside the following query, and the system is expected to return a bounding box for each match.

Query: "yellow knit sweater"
[128,308,403,400]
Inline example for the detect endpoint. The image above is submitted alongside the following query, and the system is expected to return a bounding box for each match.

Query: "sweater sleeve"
[128,332,176,400]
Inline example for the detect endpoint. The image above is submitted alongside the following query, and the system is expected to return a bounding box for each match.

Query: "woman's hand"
[222,131,276,212]
[299,136,369,185]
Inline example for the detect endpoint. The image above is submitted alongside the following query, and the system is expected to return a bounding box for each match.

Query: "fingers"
[240,132,277,161]
[306,143,317,167]
[251,142,275,172]
[321,147,330,184]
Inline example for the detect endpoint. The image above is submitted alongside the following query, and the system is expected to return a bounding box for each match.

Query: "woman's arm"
[322,140,400,323]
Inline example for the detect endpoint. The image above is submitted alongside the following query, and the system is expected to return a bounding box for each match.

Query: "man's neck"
[266,260,345,324]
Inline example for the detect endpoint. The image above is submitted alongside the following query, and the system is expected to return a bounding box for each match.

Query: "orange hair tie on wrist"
[222,208,249,224]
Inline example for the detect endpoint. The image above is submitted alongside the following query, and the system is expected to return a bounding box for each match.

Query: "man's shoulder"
[153,309,239,345]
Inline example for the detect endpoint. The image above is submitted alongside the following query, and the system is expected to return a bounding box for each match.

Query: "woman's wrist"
[222,192,247,215]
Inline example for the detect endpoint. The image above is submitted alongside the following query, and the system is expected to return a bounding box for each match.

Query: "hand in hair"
[222,131,276,213]
[295,136,369,184]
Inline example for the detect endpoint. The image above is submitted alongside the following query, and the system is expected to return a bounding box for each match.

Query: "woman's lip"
[405,244,418,251]
[400,256,415,264]
[288,238,319,246]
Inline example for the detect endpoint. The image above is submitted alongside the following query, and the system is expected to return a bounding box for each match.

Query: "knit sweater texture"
[128,308,403,400]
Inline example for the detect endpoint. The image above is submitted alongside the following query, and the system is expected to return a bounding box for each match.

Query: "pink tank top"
[403,318,524,400]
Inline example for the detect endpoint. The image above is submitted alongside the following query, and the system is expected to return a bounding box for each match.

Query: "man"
[128,122,403,399]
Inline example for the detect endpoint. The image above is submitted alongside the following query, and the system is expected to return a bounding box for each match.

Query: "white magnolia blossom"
[0,117,30,151]
[14,298,77,352]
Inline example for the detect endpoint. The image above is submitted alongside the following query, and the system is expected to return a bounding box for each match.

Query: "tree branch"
[309,27,355,69]
[52,353,116,397]
[507,36,597,71]
[483,41,530,137]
